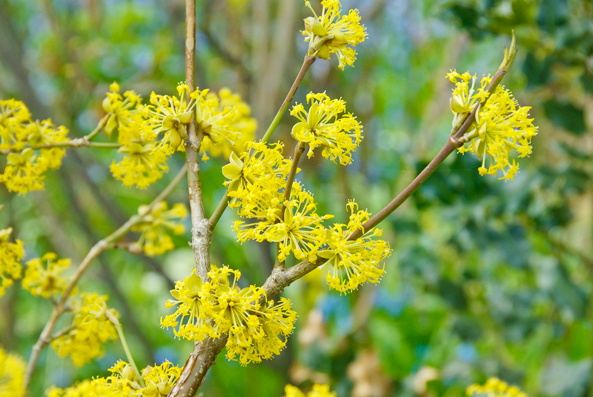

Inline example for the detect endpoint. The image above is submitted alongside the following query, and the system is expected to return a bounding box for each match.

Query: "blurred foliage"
[0,0,592,397]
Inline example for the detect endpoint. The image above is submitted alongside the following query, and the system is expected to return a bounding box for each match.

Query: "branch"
[0,115,116,155]
[184,0,211,283]
[279,141,305,223]
[348,68,510,240]
[208,189,229,230]
[261,55,316,143]
[23,165,187,390]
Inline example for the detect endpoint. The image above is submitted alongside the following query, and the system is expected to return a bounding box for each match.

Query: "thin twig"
[208,189,229,230]
[23,165,187,390]
[348,69,509,240]
[0,115,114,155]
[261,55,316,143]
[279,141,305,223]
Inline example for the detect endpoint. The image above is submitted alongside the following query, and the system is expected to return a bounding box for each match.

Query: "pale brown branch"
[183,0,211,283]
[0,115,113,155]
[348,68,509,240]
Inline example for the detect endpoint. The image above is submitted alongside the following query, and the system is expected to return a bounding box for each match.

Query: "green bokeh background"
[1,0,592,396]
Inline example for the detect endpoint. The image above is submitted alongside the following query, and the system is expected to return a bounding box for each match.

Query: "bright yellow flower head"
[319,201,390,293]
[0,100,69,194]
[202,88,256,160]
[291,92,362,165]
[446,70,490,129]
[235,182,333,262]
[47,359,182,397]
[0,225,24,296]
[284,384,337,397]
[454,74,538,181]
[0,99,30,150]
[102,83,143,136]
[224,141,292,212]
[466,377,527,397]
[52,293,119,367]
[22,252,70,299]
[131,201,187,256]
[162,266,297,365]
[110,122,169,189]
[146,83,196,154]
[226,297,296,365]
[0,346,26,397]
[141,361,182,397]
[0,148,48,194]
[303,0,367,69]
[161,270,218,341]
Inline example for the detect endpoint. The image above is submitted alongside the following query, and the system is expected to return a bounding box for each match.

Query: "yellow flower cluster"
[224,141,291,206]
[201,88,257,160]
[52,293,119,367]
[466,377,527,397]
[0,225,23,296]
[0,99,69,194]
[131,201,187,256]
[236,182,333,262]
[0,346,26,397]
[106,84,168,189]
[448,71,538,181]
[22,252,70,299]
[319,201,391,293]
[47,360,182,397]
[106,82,251,188]
[284,384,337,397]
[161,266,296,365]
[446,70,490,129]
[291,92,362,165]
[102,82,143,135]
[225,142,339,263]
[303,0,367,69]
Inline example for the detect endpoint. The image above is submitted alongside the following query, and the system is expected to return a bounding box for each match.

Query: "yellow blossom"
[303,0,367,69]
[446,70,490,129]
[141,361,182,397]
[226,297,296,365]
[0,99,31,150]
[466,377,527,397]
[202,88,257,159]
[110,122,169,189]
[0,346,26,397]
[454,74,538,181]
[146,83,196,154]
[0,226,24,296]
[0,148,48,194]
[47,360,182,397]
[52,293,119,367]
[131,202,187,256]
[160,270,217,341]
[162,266,297,365]
[191,88,239,160]
[235,182,332,262]
[22,252,70,299]
[102,82,143,136]
[284,384,337,397]
[0,101,69,194]
[223,141,291,213]
[318,201,391,293]
[291,92,362,165]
